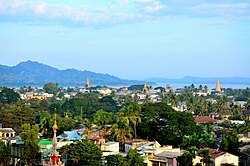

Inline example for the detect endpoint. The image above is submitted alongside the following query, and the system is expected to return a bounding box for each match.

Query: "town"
[0,79,249,166]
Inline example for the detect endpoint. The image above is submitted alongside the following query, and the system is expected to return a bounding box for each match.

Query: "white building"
[101,142,119,156]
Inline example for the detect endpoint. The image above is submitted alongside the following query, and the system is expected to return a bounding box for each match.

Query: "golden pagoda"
[215,79,221,92]
[48,114,64,166]
[85,78,90,89]
[142,81,149,94]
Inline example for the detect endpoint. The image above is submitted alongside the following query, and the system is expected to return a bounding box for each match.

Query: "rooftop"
[195,116,217,124]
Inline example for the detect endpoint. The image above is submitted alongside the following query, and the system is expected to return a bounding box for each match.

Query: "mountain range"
[0,61,143,86]
[0,61,249,87]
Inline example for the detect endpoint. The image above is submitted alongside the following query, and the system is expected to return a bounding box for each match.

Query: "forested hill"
[0,61,143,86]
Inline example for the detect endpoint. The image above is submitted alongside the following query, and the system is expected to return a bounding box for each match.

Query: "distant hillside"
[0,61,145,87]
[147,76,250,85]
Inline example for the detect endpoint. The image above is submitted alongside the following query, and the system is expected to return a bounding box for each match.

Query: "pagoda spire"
[142,81,149,94]
[48,114,64,166]
[86,78,90,89]
[215,79,221,92]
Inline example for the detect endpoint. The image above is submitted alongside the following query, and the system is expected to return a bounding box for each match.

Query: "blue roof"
[57,131,82,141]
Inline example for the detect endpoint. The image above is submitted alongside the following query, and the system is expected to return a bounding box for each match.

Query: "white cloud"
[135,0,153,3]
[0,0,249,26]
[144,1,164,12]
[190,3,250,16]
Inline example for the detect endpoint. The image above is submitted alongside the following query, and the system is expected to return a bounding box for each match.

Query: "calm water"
[155,83,250,89]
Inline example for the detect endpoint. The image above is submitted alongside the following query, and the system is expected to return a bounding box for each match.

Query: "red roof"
[195,116,217,124]
[206,148,226,159]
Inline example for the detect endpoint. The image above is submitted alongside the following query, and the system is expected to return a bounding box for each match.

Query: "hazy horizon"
[1,0,250,80]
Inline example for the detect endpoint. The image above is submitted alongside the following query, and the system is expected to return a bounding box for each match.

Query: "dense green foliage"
[20,124,41,166]
[43,82,59,95]
[137,102,198,147]
[177,151,193,166]
[0,141,10,166]
[106,149,144,166]
[59,141,102,166]
[0,87,20,104]
[221,130,239,155]
[128,85,144,91]
[181,133,215,150]
[0,101,37,133]
[62,93,119,118]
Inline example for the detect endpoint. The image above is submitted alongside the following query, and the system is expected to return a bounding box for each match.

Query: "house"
[0,124,16,142]
[131,140,182,166]
[146,151,180,166]
[125,139,148,153]
[10,139,24,165]
[208,148,239,166]
[195,116,217,125]
[101,142,119,156]
[57,131,82,141]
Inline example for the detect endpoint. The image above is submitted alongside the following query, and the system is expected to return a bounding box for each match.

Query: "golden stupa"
[142,81,149,94]
[215,79,221,92]
[86,78,90,89]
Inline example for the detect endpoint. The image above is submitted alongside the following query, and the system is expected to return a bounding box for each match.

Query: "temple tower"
[215,79,221,92]
[86,78,90,89]
[142,81,149,94]
[48,114,64,166]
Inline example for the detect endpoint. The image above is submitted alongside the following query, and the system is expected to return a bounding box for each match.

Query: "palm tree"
[186,96,195,114]
[119,103,141,138]
[168,91,178,108]
[111,116,132,144]
[204,85,208,92]
[204,122,214,134]
[83,118,93,138]
[93,109,113,140]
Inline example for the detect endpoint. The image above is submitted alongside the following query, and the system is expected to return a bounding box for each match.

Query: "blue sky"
[0,0,250,79]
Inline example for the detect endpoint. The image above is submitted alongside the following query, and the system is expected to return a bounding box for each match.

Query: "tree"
[198,85,203,92]
[0,87,20,104]
[59,141,102,166]
[240,148,250,166]
[0,141,10,166]
[43,82,59,95]
[106,149,143,166]
[106,155,128,166]
[126,149,144,166]
[110,115,132,145]
[168,91,178,107]
[83,118,93,138]
[177,151,193,166]
[119,103,141,138]
[199,149,212,166]
[58,117,74,134]
[36,111,52,138]
[221,130,239,155]
[137,103,198,147]
[204,85,208,92]
[20,124,41,166]
[94,110,114,140]
[181,133,215,150]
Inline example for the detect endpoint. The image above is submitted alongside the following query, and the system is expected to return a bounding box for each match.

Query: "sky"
[0,0,250,80]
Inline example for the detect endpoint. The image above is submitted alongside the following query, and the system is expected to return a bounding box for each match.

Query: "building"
[215,80,221,93]
[57,131,82,141]
[195,116,217,125]
[142,144,182,166]
[10,139,24,165]
[101,142,119,156]
[0,124,15,142]
[125,139,149,153]
[45,115,64,166]
[208,148,239,166]
[142,81,149,94]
